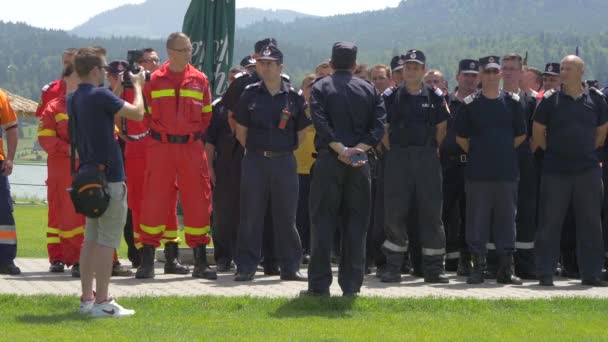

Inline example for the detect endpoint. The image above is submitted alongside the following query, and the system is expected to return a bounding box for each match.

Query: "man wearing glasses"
[137,32,217,281]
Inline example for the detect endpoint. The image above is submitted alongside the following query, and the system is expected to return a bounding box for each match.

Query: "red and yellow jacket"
[37,96,71,181]
[35,80,66,118]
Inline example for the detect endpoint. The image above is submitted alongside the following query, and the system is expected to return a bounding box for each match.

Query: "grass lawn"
[14,205,188,260]
[1,296,608,341]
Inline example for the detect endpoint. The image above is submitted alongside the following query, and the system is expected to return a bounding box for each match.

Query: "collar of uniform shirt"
[260,80,290,96]
[560,86,588,100]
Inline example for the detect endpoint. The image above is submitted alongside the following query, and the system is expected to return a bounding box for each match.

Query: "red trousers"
[126,154,178,250]
[45,157,84,266]
[139,139,211,248]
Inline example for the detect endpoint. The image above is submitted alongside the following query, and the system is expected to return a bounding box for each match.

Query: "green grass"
[14,205,188,259]
[1,296,607,341]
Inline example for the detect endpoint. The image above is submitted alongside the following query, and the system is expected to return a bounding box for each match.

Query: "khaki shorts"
[84,182,128,249]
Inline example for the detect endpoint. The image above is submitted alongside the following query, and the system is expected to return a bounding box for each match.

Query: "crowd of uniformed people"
[2,32,608,299]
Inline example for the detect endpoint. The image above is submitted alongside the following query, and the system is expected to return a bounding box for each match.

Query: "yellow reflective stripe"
[151,89,176,99]
[183,226,210,236]
[59,226,84,238]
[135,242,143,249]
[38,129,57,137]
[47,237,60,244]
[47,227,61,235]
[202,105,212,113]
[180,89,204,100]
[133,232,140,239]
[54,113,69,122]
[163,231,178,238]
[140,224,165,235]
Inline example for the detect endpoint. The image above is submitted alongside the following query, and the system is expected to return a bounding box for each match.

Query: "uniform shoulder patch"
[509,92,520,102]
[433,87,444,97]
[234,72,248,80]
[244,81,262,90]
[281,73,291,81]
[212,97,222,106]
[589,87,604,97]
[297,89,303,96]
[383,86,397,97]
[41,81,57,92]
[543,89,556,99]
[463,94,476,105]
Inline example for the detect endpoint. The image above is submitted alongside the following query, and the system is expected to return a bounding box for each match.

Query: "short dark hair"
[75,47,104,78]
[166,32,190,49]
[92,46,107,57]
[525,66,543,83]
[502,53,523,69]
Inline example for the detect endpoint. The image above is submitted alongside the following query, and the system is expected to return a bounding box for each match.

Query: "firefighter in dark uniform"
[303,42,386,297]
[233,45,310,282]
[455,56,526,285]
[223,38,291,275]
[532,55,608,287]
[380,50,449,284]
[441,59,479,276]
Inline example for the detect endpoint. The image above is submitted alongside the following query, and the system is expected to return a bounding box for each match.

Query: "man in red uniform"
[137,32,216,280]
[35,48,77,118]
[38,64,85,276]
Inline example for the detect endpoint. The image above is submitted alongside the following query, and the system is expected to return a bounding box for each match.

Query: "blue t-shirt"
[533,89,608,175]
[455,91,527,181]
[68,83,125,182]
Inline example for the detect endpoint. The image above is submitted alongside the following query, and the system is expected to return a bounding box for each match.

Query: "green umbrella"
[182,0,236,98]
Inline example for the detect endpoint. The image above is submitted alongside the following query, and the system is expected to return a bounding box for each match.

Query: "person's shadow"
[270,296,356,319]
[16,312,93,324]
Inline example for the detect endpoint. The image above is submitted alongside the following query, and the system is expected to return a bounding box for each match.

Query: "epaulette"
[234,72,248,80]
[382,86,396,97]
[432,86,444,97]
[297,89,303,96]
[543,89,556,99]
[244,81,262,90]
[281,73,290,81]
[589,87,604,97]
[463,93,476,105]
[41,81,58,92]
[212,97,222,106]
[508,91,520,102]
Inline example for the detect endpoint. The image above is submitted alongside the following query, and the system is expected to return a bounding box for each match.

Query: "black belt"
[150,130,201,144]
[447,154,468,163]
[253,150,291,158]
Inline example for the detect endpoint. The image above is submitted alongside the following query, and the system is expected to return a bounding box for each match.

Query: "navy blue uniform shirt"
[455,91,527,181]
[68,83,126,182]
[234,81,310,152]
[222,71,290,112]
[533,88,608,175]
[387,85,449,147]
[440,93,467,166]
[311,71,386,150]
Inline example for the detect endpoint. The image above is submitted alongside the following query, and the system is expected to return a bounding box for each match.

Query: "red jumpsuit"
[140,63,213,248]
[120,89,180,250]
[35,80,66,118]
[37,97,84,266]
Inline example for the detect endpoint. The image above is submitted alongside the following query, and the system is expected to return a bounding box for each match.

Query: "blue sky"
[0,0,401,31]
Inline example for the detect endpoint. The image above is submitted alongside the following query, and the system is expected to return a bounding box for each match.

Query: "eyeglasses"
[169,46,193,53]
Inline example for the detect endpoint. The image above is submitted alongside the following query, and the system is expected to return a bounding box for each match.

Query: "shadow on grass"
[17,312,92,324]
[270,296,356,319]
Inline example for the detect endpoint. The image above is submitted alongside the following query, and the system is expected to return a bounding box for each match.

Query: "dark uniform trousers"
[308,151,371,294]
[383,146,446,275]
[296,174,312,255]
[514,142,538,276]
[442,160,467,265]
[535,168,604,279]
[235,152,302,274]
[211,136,244,266]
[602,165,608,264]
[465,181,517,255]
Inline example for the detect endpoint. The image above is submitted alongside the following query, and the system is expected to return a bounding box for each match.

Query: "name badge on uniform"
[279,108,291,130]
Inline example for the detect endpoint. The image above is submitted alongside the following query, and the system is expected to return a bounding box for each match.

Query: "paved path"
[2,258,608,299]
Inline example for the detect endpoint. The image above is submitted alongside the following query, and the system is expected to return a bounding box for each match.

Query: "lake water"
[9,163,48,200]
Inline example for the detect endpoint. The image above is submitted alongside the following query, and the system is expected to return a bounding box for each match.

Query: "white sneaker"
[91,298,135,318]
[79,297,95,314]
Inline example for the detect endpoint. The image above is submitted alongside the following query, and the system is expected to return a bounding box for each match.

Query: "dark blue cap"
[331,42,357,66]
[401,49,426,65]
[391,55,404,71]
[257,45,283,64]
[458,59,479,74]
[254,38,278,54]
[479,56,501,70]
[543,63,560,76]
[108,60,128,75]
[240,55,256,68]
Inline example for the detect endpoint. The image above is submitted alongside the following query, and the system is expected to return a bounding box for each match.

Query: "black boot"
[135,245,155,279]
[71,263,80,278]
[484,249,498,279]
[164,242,190,275]
[0,261,21,275]
[131,248,141,269]
[49,260,65,273]
[380,249,403,283]
[467,253,485,284]
[423,255,449,284]
[457,251,472,277]
[192,245,217,280]
[497,253,523,285]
